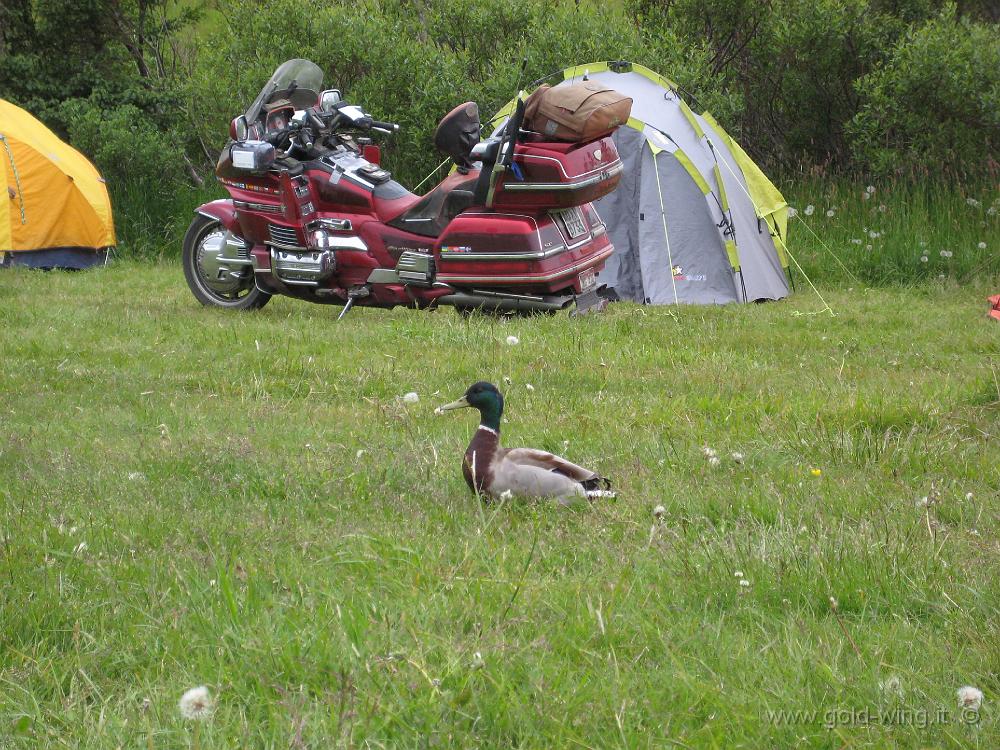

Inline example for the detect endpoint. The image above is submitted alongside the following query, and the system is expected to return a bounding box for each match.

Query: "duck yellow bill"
[434,395,470,414]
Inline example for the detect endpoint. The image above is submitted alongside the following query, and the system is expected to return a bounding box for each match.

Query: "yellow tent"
[1,98,115,268]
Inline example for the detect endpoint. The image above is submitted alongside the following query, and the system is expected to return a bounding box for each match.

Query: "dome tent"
[1,99,115,269]
[495,62,791,304]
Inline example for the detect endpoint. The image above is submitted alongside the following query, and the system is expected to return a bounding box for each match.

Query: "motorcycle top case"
[523,82,632,143]
[490,135,624,210]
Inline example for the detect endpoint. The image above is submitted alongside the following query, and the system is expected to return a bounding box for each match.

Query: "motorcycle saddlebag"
[523,82,632,142]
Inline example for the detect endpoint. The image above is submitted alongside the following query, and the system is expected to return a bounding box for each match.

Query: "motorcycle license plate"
[578,267,597,293]
[553,207,588,239]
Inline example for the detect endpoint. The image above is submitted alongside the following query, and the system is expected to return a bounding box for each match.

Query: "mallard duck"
[435,381,614,504]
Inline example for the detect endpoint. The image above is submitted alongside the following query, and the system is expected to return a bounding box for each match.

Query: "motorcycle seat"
[379,170,481,238]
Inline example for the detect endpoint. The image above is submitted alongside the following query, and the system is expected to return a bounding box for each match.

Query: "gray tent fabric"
[510,63,792,305]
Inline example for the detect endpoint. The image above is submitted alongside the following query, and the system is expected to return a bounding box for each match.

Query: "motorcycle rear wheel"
[182,214,271,310]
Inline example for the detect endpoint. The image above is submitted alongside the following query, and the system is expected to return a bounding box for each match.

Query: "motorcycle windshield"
[245,59,324,124]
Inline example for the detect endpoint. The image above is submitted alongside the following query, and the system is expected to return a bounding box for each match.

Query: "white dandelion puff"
[525,383,534,391]
[471,652,485,670]
[851,238,862,245]
[73,541,88,555]
[178,686,214,721]
[878,204,886,213]
[988,206,997,216]
[826,209,835,218]
[128,471,145,481]
[708,455,721,467]
[804,204,815,216]
[702,446,717,459]
[505,335,520,346]
[499,489,513,501]
[739,578,750,587]
[978,241,987,249]
[862,191,871,200]
[879,676,904,697]
[734,570,744,578]
[866,185,875,194]
[920,255,928,263]
[956,686,983,711]
[866,244,873,251]
[355,449,366,459]
[965,492,974,501]
[653,504,666,519]
[787,206,798,218]
[869,230,880,239]
[402,392,419,404]
[966,197,980,207]
[731,452,744,463]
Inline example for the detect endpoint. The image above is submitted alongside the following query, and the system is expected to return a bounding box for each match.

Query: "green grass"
[1,264,998,747]
[782,179,999,286]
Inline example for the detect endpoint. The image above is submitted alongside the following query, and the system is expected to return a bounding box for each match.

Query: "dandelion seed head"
[851,238,862,245]
[471,652,485,670]
[505,335,520,346]
[178,686,214,721]
[826,209,835,218]
[869,230,879,239]
[734,570,744,578]
[739,579,750,587]
[866,244,873,251]
[866,185,875,194]
[402,392,419,404]
[988,206,997,216]
[731,451,744,463]
[525,383,534,391]
[708,455,721,467]
[804,204,815,216]
[880,676,904,697]
[73,541,88,555]
[878,204,886,213]
[966,197,980,207]
[957,685,983,711]
[702,446,717,458]
[829,596,839,610]
[653,504,666,519]
[920,255,928,263]
[965,492,974,501]
[978,241,987,249]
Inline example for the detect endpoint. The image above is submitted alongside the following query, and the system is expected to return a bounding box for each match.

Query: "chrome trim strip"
[328,236,368,252]
[234,200,282,213]
[439,244,568,261]
[437,245,614,284]
[503,162,623,192]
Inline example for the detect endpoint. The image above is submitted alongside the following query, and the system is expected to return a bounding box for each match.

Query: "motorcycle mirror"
[230,115,249,141]
[320,89,342,112]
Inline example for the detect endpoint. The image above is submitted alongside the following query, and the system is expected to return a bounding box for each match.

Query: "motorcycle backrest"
[434,102,481,173]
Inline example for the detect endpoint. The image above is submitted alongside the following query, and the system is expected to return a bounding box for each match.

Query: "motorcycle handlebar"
[369,119,399,134]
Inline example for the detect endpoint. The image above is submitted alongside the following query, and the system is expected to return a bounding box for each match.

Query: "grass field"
[1,264,998,748]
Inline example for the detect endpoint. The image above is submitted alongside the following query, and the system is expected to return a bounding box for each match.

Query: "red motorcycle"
[182,59,622,317]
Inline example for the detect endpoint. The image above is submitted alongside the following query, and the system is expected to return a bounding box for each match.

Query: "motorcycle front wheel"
[182,214,271,310]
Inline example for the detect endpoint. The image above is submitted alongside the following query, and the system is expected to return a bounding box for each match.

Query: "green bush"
[848,4,1000,180]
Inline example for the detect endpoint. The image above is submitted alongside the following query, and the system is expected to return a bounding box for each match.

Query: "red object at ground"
[989,295,1000,321]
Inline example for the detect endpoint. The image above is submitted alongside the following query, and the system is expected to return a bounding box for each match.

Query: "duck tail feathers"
[583,475,615,500]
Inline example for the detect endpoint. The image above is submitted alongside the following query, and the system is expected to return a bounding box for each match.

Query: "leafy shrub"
[848,5,1000,180]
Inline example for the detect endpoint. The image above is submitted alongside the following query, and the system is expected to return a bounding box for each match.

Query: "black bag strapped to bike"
[523,81,632,143]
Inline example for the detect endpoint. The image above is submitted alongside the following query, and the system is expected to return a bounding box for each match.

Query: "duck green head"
[435,381,504,430]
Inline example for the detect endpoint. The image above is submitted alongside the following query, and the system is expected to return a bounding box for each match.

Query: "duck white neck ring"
[477,425,499,436]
